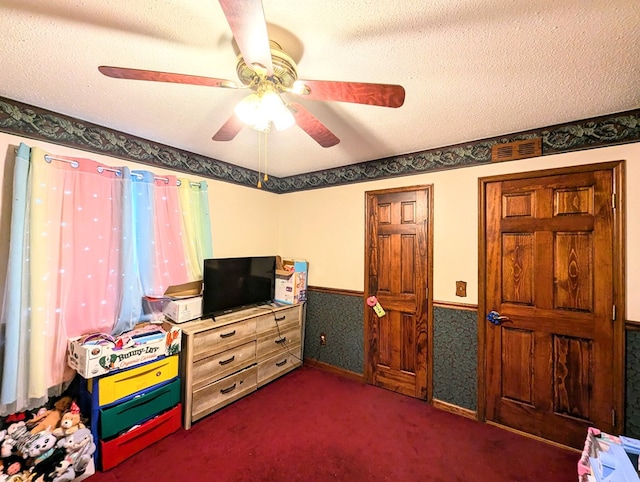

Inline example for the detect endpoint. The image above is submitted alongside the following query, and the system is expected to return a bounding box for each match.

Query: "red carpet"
[90,365,577,481]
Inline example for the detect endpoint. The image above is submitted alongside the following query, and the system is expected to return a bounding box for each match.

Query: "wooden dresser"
[177,303,304,429]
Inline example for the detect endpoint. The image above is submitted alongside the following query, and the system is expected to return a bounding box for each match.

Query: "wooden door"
[480,163,624,448]
[364,186,432,400]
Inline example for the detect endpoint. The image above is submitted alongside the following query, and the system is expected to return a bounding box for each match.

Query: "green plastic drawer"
[100,378,180,439]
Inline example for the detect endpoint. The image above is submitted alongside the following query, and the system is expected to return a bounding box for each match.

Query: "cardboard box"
[67,322,182,378]
[142,280,203,322]
[275,258,308,305]
[163,296,202,323]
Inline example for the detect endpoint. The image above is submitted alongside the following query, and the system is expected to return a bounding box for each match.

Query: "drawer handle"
[275,315,286,321]
[275,337,287,344]
[276,359,288,367]
[220,330,236,339]
[155,371,162,377]
[219,355,235,366]
[220,383,237,394]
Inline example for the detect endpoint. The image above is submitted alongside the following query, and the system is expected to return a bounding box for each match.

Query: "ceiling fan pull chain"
[264,132,268,182]
[257,131,262,188]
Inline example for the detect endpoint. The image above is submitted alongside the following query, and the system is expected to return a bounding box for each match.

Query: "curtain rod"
[43,154,203,187]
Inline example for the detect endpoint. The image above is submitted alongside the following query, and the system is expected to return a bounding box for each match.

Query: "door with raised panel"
[364,186,432,400]
[481,163,624,448]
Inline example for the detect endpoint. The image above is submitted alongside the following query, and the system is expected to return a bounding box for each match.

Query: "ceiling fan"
[98,0,405,148]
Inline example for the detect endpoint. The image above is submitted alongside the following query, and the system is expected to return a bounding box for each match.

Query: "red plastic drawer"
[100,404,182,470]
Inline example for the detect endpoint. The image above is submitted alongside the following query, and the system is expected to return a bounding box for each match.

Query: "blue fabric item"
[131,170,157,296]
[1,143,31,409]
[111,167,144,335]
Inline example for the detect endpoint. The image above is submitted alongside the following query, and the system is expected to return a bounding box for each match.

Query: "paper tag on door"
[366,296,386,317]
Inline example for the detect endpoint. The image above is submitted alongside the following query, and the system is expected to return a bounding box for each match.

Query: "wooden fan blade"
[99,66,239,88]
[293,79,405,108]
[289,102,340,148]
[212,113,245,141]
[219,0,273,75]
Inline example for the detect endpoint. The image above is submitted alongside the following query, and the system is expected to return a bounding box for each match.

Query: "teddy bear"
[51,403,84,438]
[27,397,72,434]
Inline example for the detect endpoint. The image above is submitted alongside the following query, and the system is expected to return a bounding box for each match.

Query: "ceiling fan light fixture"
[272,103,295,131]
[234,82,295,132]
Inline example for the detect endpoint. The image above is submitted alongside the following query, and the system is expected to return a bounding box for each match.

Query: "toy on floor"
[27,397,72,434]
[1,454,26,478]
[0,397,96,481]
[52,402,84,438]
[30,447,67,482]
[56,428,95,476]
[26,430,57,465]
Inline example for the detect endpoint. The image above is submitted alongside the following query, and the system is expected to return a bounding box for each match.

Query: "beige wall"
[278,143,640,321]
[1,133,638,321]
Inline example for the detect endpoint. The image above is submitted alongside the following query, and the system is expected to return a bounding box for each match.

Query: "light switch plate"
[456,281,467,297]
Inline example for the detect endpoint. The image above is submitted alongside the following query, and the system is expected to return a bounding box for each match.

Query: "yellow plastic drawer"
[93,356,178,406]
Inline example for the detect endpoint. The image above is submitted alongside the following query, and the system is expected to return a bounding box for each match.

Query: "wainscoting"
[626,328,640,437]
[304,288,364,376]
[304,287,640,438]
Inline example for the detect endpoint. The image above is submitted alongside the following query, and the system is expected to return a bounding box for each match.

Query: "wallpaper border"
[2,96,639,193]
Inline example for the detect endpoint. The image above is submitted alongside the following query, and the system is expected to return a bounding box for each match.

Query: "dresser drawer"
[257,343,302,387]
[100,378,181,439]
[100,404,182,471]
[256,305,301,332]
[192,340,256,390]
[256,323,301,359]
[93,356,179,406]
[192,365,257,422]
[193,318,256,361]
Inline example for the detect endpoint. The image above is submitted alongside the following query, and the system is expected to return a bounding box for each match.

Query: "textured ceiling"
[1,0,639,177]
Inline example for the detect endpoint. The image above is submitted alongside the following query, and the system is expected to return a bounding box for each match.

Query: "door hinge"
[612,193,616,210]
[613,304,617,321]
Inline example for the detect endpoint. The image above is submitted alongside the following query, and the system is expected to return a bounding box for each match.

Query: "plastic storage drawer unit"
[100,404,182,471]
[91,356,178,406]
[100,378,181,439]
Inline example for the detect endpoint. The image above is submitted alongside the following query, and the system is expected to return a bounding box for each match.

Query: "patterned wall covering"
[626,330,640,438]
[433,306,477,411]
[304,290,364,374]
[1,96,639,193]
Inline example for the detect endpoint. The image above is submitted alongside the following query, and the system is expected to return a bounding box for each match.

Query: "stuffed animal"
[27,397,72,434]
[0,455,25,478]
[3,421,35,457]
[56,428,94,476]
[1,434,19,459]
[52,403,84,438]
[49,457,75,482]
[29,447,66,482]
[25,431,57,465]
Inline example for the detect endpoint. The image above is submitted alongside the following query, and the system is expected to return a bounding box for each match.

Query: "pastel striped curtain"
[178,179,213,279]
[0,143,213,414]
[131,171,190,297]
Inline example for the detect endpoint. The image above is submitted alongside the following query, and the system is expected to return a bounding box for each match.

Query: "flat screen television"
[202,256,276,318]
